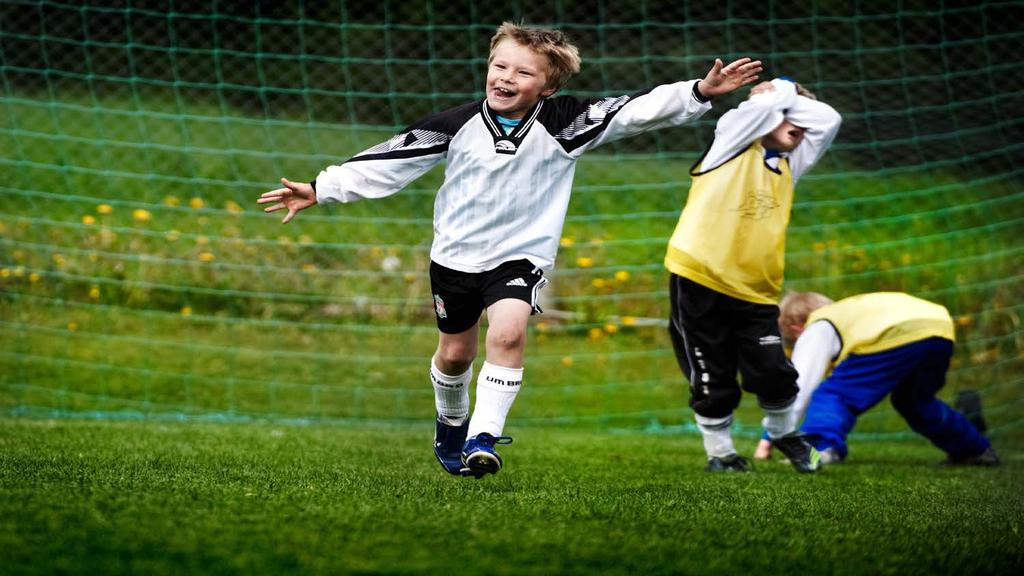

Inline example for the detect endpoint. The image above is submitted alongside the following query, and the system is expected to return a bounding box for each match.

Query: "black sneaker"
[943,446,1001,467]
[771,432,821,473]
[705,453,752,473]
[954,390,987,433]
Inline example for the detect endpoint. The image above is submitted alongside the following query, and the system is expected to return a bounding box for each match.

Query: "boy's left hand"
[698,57,763,99]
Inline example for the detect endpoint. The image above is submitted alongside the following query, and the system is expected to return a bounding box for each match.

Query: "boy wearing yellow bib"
[665,77,841,472]
[776,291,998,466]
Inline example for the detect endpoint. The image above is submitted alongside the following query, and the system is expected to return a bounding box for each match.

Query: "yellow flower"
[163,195,180,207]
[67,322,78,332]
[52,254,66,267]
[536,322,549,333]
[622,316,637,326]
[576,256,594,268]
[195,235,209,246]
[198,252,215,262]
[189,197,205,209]
[132,209,152,222]
[561,356,574,367]
[559,237,574,248]
[225,200,243,214]
[82,215,96,225]
[0,268,9,278]
[957,315,972,327]
[591,278,607,288]
[96,204,113,214]
[603,323,618,334]
[29,272,40,283]
[301,264,317,273]
[812,242,826,253]
[89,285,100,299]
[901,253,912,265]
[180,306,192,316]
[13,266,25,278]
[588,327,604,340]
[166,230,181,242]
[614,270,631,282]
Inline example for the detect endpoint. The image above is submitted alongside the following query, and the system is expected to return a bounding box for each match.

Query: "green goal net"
[2,1,1022,439]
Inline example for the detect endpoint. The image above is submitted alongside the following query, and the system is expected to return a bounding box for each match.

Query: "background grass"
[1,419,1021,576]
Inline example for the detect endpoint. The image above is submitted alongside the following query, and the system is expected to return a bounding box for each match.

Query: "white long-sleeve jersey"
[698,78,842,184]
[314,81,712,273]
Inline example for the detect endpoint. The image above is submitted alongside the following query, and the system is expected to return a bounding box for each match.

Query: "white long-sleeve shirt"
[699,78,841,183]
[790,320,842,424]
[314,81,712,273]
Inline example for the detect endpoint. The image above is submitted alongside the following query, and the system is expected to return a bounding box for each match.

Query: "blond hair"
[779,291,833,347]
[489,22,581,91]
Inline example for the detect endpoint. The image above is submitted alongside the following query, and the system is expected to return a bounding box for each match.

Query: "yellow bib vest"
[665,141,793,304]
[808,292,955,365]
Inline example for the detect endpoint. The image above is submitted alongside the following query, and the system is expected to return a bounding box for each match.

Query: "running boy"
[259,22,762,478]
[769,291,998,466]
[664,77,842,473]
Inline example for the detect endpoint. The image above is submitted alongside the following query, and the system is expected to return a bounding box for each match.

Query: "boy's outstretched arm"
[258,177,317,224]
[697,57,764,99]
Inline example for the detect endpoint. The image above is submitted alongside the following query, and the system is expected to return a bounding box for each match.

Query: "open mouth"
[493,87,516,98]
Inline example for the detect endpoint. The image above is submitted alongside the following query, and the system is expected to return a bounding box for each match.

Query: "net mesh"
[2,0,1022,438]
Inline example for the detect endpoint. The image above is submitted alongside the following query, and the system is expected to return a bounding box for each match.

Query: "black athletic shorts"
[429,259,547,334]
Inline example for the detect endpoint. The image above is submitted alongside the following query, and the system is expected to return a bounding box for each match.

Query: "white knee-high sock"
[430,357,472,426]
[761,403,797,439]
[466,361,523,438]
[695,413,736,458]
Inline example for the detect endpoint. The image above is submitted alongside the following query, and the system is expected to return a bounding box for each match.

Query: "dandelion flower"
[29,272,40,283]
[89,286,100,299]
[603,323,618,334]
[591,278,606,288]
[622,316,637,326]
[82,215,96,225]
[163,196,180,207]
[198,252,215,262]
[614,270,631,282]
[96,204,113,214]
[561,356,574,367]
[67,322,78,332]
[576,256,593,268]
[560,237,574,248]
[180,306,192,316]
[588,327,604,340]
[132,209,151,222]
[536,322,549,333]
[189,197,205,209]
[225,200,243,214]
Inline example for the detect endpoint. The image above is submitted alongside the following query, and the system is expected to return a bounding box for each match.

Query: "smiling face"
[762,120,806,152]
[486,39,556,119]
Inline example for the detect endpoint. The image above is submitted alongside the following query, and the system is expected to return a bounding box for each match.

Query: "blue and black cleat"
[461,432,513,479]
[433,416,470,476]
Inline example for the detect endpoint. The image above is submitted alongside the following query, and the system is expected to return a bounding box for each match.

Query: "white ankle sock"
[761,404,796,439]
[430,357,471,426]
[695,414,736,458]
[466,361,523,438]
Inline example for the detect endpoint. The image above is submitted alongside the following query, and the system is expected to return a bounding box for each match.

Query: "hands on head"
[257,178,317,224]
[699,57,763,99]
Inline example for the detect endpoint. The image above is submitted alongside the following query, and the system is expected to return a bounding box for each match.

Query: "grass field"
[1,419,1021,575]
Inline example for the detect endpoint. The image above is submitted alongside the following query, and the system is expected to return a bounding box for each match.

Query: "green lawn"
[1,419,1021,575]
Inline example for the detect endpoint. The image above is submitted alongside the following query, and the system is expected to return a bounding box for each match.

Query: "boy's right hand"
[258,178,317,224]
[698,57,763,98]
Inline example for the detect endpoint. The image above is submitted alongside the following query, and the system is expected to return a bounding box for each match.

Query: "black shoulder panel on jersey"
[348,100,481,163]
[539,89,653,154]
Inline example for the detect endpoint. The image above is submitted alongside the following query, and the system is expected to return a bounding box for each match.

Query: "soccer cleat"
[771,431,821,473]
[942,446,1001,467]
[705,453,752,473]
[954,389,987,433]
[461,432,513,478]
[433,416,470,476]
